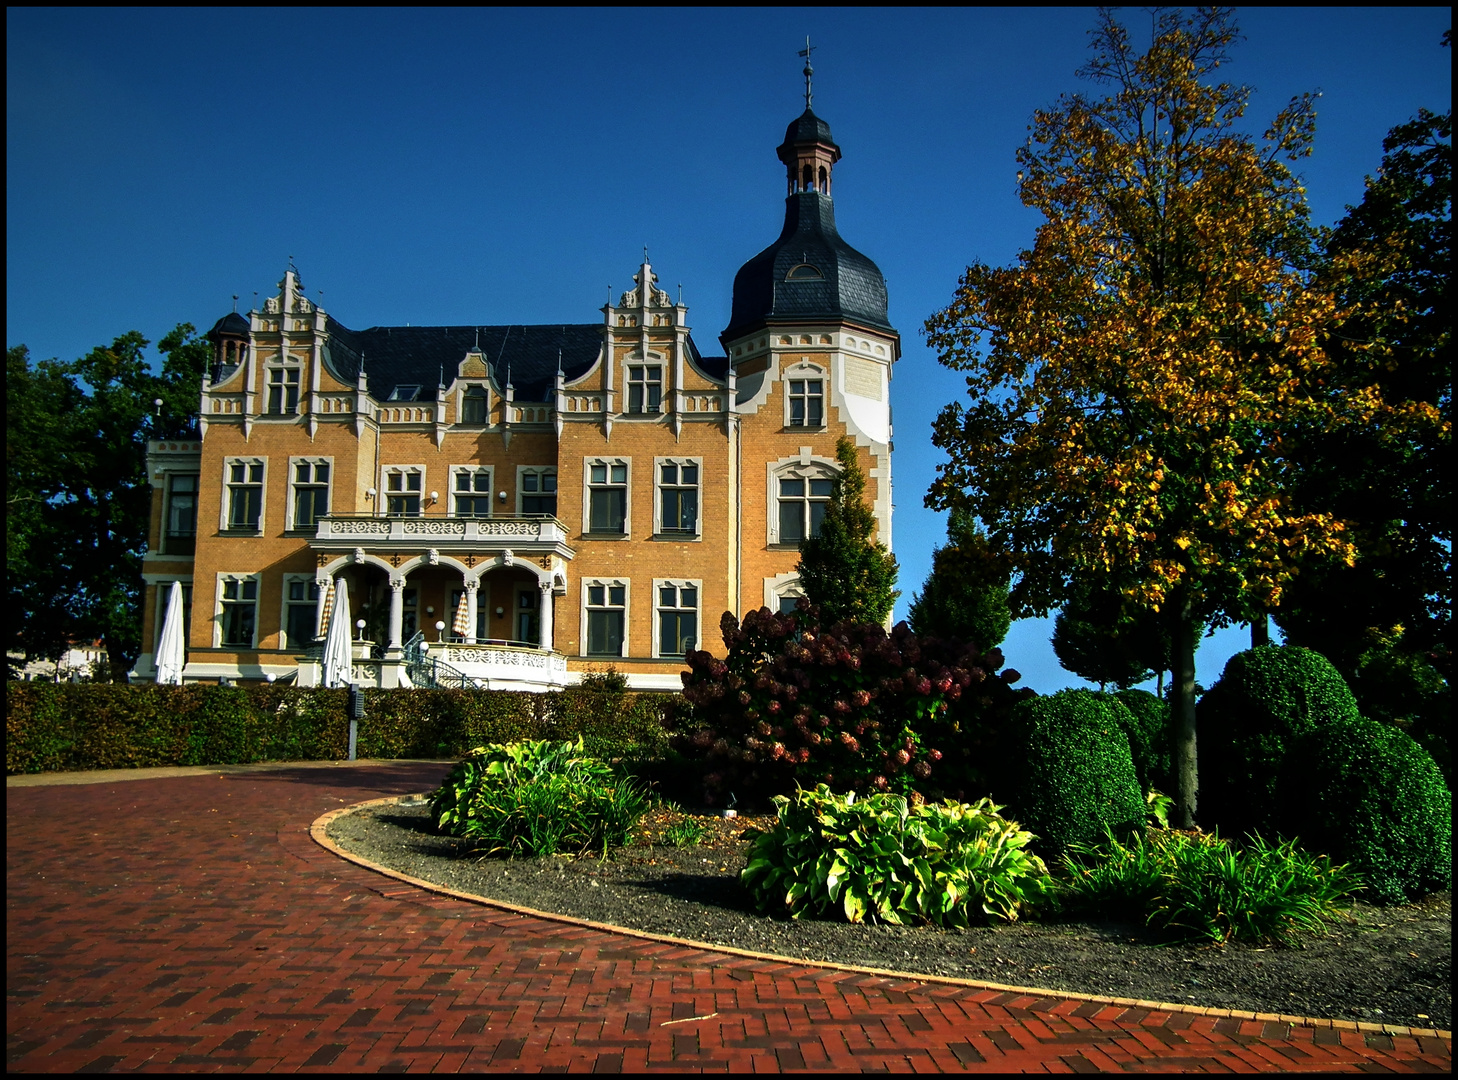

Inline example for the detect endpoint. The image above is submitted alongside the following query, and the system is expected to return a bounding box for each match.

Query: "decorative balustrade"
[314,514,568,546]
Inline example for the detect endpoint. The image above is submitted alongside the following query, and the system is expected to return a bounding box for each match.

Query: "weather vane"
[798,36,816,109]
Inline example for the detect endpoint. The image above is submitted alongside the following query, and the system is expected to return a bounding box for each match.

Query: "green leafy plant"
[1276,717,1451,905]
[664,818,707,848]
[740,785,1052,927]
[1055,828,1363,946]
[1144,789,1173,830]
[1005,690,1145,857]
[1198,645,1361,837]
[428,737,650,857]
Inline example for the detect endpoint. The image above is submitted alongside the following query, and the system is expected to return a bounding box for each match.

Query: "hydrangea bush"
[676,605,1028,805]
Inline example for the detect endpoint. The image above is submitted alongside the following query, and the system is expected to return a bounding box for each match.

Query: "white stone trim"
[219,456,268,534]
[652,578,702,659]
[213,571,262,650]
[652,456,703,538]
[582,456,632,538]
[285,455,334,531]
[580,577,629,659]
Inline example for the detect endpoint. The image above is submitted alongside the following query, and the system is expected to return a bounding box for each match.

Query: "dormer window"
[786,263,823,280]
[461,385,488,424]
[627,365,662,414]
[266,368,300,414]
[388,385,422,402]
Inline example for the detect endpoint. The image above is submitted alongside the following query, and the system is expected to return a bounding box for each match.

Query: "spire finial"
[798,36,815,109]
[232,294,239,312]
[643,244,649,265]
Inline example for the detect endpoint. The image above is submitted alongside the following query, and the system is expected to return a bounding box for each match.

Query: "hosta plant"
[740,784,1052,927]
[427,737,649,857]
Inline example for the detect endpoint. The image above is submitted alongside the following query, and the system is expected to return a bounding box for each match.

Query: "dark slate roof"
[320,320,724,402]
[208,312,250,339]
[721,190,891,347]
[779,108,838,154]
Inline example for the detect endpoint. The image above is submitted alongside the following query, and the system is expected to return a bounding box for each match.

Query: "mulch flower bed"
[327,800,1451,1030]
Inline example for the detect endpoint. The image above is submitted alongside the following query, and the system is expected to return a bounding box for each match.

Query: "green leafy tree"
[1276,97,1450,677]
[1051,579,1177,692]
[922,9,1381,827]
[907,506,1012,650]
[6,326,210,680]
[796,436,899,627]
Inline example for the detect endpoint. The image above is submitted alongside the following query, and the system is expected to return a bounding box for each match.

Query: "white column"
[388,577,405,651]
[465,579,479,645]
[314,575,330,639]
[538,580,554,651]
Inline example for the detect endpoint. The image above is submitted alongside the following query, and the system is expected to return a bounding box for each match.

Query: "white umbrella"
[154,581,186,685]
[322,578,354,688]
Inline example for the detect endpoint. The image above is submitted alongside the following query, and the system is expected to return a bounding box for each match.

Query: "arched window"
[801,163,813,192]
[786,263,823,281]
[818,166,828,193]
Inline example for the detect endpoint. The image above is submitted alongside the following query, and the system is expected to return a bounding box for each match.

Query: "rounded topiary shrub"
[1112,688,1171,794]
[1006,689,1144,857]
[1198,645,1360,838]
[1277,717,1452,905]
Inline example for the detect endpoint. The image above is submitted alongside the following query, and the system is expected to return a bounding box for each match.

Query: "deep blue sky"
[8,7,1450,694]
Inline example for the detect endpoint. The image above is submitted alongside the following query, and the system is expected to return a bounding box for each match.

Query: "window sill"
[782,425,828,433]
[221,528,263,537]
[767,541,807,551]
[582,531,630,540]
[652,532,701,542]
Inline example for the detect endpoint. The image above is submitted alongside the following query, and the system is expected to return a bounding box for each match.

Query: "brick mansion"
[131,101,899,691]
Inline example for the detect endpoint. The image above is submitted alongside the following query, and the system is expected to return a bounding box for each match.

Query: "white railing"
[434,642,569,686]
[315,515,567,545]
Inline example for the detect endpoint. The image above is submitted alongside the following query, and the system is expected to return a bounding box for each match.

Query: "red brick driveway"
[7,761,1452,1072]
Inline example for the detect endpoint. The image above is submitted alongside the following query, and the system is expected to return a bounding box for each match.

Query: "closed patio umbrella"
[322,578,354,688]
[452,592,471,641]
[154,581,186,685]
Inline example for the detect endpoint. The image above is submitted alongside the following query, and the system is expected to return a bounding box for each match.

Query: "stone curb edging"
[311,795,1453,1042]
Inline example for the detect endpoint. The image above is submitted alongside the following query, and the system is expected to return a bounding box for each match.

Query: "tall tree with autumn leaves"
[923,8,1393,827]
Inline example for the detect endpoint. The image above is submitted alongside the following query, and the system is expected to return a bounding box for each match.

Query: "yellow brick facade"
[133,107,899,691]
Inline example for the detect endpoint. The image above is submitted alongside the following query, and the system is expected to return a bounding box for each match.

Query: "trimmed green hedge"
[1112,688,1171,794]
[1005,689,1144,857]
[1197,645,1361,838]
[6,681,675,775]
[1277,717,1452,905]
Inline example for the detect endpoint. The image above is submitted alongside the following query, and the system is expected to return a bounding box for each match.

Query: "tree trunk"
[1171,590,1199,828]
[1250,614,1270,649]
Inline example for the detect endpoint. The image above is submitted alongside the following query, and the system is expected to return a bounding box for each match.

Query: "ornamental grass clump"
[1054,828,1363,947]
[428,737,650,858]
[740,785,1052,927]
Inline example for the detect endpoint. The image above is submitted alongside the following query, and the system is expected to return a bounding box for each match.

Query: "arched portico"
[313,544,566,654]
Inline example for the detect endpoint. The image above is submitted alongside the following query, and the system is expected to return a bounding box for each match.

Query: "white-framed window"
[787,375,825,427]
[153,579,193,652]
[769,457,839,546]
[584,458,630,535]
[216,573,260,648]
[654,579,700,658]
[281,574,321,649]
[163,473,198,555]
[289,458,331,530]
[626,363,662,414]
[655,458,700,537]
[519,467,558,517]
[266,366,301,415]
[583,579,628,657]
[460,384,489,425]
[222,458,266,532]
[765,572,805,615]
[452,467,492,517]
[383,466,424,517]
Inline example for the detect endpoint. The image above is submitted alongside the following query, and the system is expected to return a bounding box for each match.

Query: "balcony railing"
[314,514,567,546]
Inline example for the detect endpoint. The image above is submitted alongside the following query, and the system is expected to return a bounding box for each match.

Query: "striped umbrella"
[316,579,335,640]
[452,592,471,641]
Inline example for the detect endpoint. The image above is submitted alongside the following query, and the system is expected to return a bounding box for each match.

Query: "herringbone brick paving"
[7,762,1452,1072]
